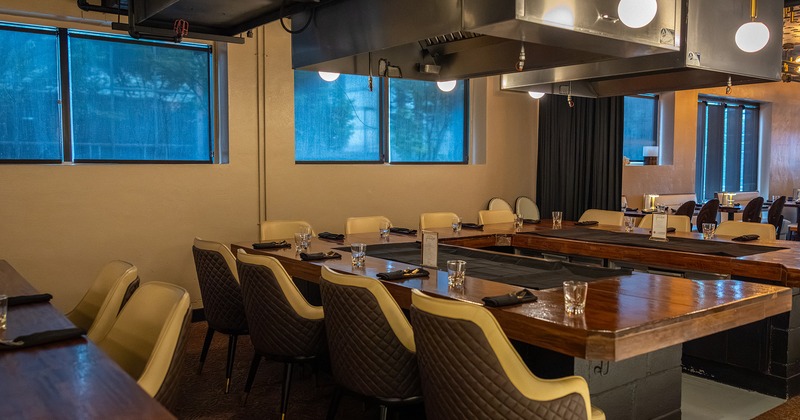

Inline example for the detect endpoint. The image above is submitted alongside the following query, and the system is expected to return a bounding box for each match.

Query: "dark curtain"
[536,95,624,222]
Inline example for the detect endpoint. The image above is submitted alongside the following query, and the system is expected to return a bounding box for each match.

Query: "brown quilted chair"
[236,250,325,418]
[768,196,786,237]
[320,266,423,420]
[409,289,605,420]
[741,197,765,223]
[695,199,720,230]
[192,238,249,394]
[673,200,696,219]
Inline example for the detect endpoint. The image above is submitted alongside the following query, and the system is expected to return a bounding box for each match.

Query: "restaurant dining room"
[3,0,800,419]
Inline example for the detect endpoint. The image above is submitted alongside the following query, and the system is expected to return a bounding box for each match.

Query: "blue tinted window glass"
[0,26,61,160]
[623,95,658,162]
[294,71,380,162]
[388,79,466,163]
[69,33,212,161]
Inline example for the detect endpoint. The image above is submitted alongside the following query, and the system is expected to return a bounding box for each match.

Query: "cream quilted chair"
[420,212,460,230]
[637,215,692,233]
[67,260,139,336]
[478,209,515,225]
[578,209,624,226]
[488,197,513,211]
[260,220,314,241]
[715,221,777,240]
[515,196,541,220]
[346,216,392,235]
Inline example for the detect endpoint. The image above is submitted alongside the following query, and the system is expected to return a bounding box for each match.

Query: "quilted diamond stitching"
[410,307,588,420]
[320,281,421,399]
[192,247,248,334]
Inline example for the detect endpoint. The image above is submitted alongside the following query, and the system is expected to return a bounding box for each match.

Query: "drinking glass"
[621,196,628,212]
[624,216,635,232]
[0,295,7,330]
[447,260,466,287]
[294,232,311,252]
[514,213,524,231]
[552,211,563,229]
[563,281,588,315]
[378,221,391,240]
[351,243,367,267]
[702,223,716,240]
[451,216,462,234]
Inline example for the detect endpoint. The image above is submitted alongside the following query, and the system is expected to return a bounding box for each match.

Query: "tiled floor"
[681,374,785,419]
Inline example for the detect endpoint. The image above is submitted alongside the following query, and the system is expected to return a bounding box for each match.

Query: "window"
[294,71,468,163]
[622,94,659,163]
[695,96,759,201]
[0,22,214,163]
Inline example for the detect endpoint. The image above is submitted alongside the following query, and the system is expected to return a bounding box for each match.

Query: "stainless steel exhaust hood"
[291,0,681,82]
[502,0,784,97]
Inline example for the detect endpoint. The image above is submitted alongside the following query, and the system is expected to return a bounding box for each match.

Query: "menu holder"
[649,213,669,242]
[421,230,438,268]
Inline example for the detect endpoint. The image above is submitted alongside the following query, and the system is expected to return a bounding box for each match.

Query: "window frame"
[622,94,660,165]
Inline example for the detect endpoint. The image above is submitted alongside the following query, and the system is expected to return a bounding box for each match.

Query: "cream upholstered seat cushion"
[420,212,460,230]
[637,215,692,232]
[97,281,191,399]
[410,289,604,420]
[67,260,139,334]
[515,196,540,220]
[488,197,513,212]
[346,216,392,235]
[86,266,141,342]
[715,221,777,240]
[478,209,515,225]
[579,209,624,226]
[260,220,314,241]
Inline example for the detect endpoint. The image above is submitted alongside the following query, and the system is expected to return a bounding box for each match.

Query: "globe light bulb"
[528,91,545,99]
[735,21,769,53]
[318,71,340,82]
[437,80,457,92]
[618,0,657,29]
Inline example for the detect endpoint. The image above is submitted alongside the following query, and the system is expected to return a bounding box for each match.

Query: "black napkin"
[461,223,484,230]
[300,252,342,261]
[625,208,639,212]
[575,220,599,226]
[0,327,85,351]
[318,232,345,241]
[252,241,291,249]
[389,227,417,236]
[732,234,760,242]
[376,268,430,280]
[7,293,53,307]
[523,219,540,224]
[650,227,677,233]
[482,289,537,307]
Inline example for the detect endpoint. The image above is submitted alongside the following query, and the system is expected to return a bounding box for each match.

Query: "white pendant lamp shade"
[528,91,545,99]
[735,21,769,53]
[437,80,457,92]
[618,0,658,29]
[318,71,340,82]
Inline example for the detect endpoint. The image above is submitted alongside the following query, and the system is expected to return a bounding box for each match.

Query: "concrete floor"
[681,374,785,419]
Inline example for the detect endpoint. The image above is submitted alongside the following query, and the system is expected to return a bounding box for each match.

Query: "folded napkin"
[252,241,291,249]
[7,293,53,307]
[300,251,342,261]
[318,232,345,241]
[732,234,759,242]
[482,289,538,307]
[389,227,417,236]
[461,223,484,230]
[376,268,430,280]
[575,220,598,226]
[523,219,540,224]
[0,327,85,351]
[625,208,639,212]
[650,227,677,233]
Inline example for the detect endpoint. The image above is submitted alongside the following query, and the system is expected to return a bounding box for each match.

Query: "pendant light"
[618,0,657,29]
[318,71,340,82]
[528,91,545,99]
[437,80,457,92]
[735,0,769,53]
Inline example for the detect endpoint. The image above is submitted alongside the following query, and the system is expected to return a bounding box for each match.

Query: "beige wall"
[0,4,539,310]
[623,82,800,210]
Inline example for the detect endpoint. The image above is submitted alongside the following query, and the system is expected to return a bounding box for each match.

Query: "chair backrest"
[420,212,460,230]
[236,250,324,358]
[192,238,248,334]
[260,220,314,241]
[410,289,596,420]
[478,209,515,225]
[578,209,624,226]
[97,282,191,411]
[67,260,139,333]
[768,196,786,233]
[637,215,691,232]
[741,197,765,223]
[696,199,720,228]
[319,266,421,399]
[515,196,540,220]
[673,200,696,218]
[346,216,392,235]
[86,267,141,342]
[487,197,513,212]
[715,221,776,240]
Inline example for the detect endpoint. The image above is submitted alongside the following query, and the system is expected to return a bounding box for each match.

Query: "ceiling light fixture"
[735,0,769,53]
[617,0,657,29]
[528,91,545,99]
[318,71,340,82]
[437,80,457,92]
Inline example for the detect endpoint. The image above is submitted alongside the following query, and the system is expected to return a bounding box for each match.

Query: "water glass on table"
[378,221,391,240]
[563,281,588,316]
[451,216,462,234]
[447,260,466,287]
[624,216,635,232]
[351,243,367,267]
[514,213,524,231]
[552,211,563,229]
[294,232,311,252]
[0,294,7,330]
[702,223,716,240]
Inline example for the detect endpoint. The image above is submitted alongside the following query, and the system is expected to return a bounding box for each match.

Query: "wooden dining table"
[0,260,174,419]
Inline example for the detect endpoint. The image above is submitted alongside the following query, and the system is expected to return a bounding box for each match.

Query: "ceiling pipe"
[76,0,126,15]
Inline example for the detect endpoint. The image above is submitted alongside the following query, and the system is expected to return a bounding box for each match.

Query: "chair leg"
[242,354,262,405]
[280,362,294,420]
[326,387,343,420]
[379,404,388,420]
[197,327,215,375]
[225,334,239,394]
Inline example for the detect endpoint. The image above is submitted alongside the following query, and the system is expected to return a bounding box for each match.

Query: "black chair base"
[326,386,423,420]
[243,352,319,418]
[197,326,247,394]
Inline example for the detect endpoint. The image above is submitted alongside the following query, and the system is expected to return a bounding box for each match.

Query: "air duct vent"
[423,31,482,47]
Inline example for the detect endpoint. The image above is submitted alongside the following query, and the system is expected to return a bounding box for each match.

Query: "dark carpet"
[755,395,800,419]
